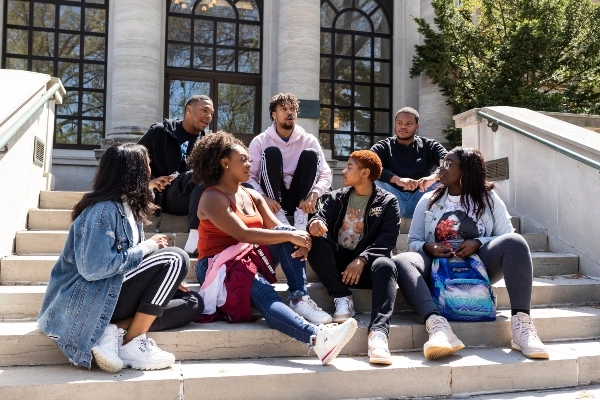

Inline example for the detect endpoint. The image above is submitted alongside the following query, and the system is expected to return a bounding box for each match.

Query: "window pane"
[334,34,352,56]
[319,107,331,130]
[170,0,192,14]
[336,11,371,32]
[86,0,105,4]
[354,110,371,132]
[320,82,332,105]
[193,46,213,70]
[334,58,351,81]
[374,61,390,84]
[81,120,103,145]
[354,85,371,108]
[374,37,391,59]
[82,63,104,89]
[216,22,236,46]
[59,5,81,31]
[216,48,235,71]
[320,32,331,54]
[334,83,351,106]
[58,33,80,59]
[374,86,390,108]
[333,108,351,131]
[6,57,28,70]
[167,43,191,67]
[355,35,371,58]
[356,0,378,15]
[84,36,105,60]
[196,1,235,18]
[168,16,191,41]
[82,92,104,117]
[58,62,79,87]
[374,135,390,144]
[34,3,55,28]
[57,92,79,116]
[238,50,259,73]
[374,111,390,133]
[355,59,371,82]
[320,3,336,28]
[217,83,256,133]
[354,134,371,150]
[85,8,105,33]
[236,0,260,21]
[7,0,30,26]
[168,80,211,119]
[194,21,213,44]
[239,24,260,48]
[319,132,331,151]
[55,118,78,144]
[371,8,389,34]
[320,57,331,79]
[333,133,351,157]
[32,31,54,57]
[6,29,29,55]
[32,59,54,75]
[330,0,353,12]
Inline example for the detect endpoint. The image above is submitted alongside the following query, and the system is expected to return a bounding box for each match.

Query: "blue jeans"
[375,181,438,218]
[195,226,316,344]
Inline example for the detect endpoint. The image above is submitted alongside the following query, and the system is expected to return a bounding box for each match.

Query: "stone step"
[1,252,579,285]
[395,232,548,252]
[1,307,599,367]
[1,341,599,399]
[2,276,599,320]
[39,190,86,210]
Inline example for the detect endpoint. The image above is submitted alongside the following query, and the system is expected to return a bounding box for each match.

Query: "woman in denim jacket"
[393,147,548,361]
[38,144,202,372]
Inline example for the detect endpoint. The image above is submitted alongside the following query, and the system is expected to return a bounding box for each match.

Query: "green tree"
[410,0,600,146]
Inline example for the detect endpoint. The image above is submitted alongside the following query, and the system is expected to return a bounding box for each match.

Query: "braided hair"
[187,131,246,187]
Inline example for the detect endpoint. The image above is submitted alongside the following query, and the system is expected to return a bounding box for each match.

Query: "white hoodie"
[248,123,332,197]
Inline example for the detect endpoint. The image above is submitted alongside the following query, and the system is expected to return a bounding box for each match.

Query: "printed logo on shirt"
[180,141,189,162]
[369,206,382,217]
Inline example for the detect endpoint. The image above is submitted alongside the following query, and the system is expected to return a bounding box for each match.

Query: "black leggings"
[112,247,203,331]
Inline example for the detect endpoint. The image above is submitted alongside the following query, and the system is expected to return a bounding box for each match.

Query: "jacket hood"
[265,123,307,145]
[162,118,180,137]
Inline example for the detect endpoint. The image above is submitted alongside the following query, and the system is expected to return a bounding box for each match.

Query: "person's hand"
[392,176,419,191]
[423,242,453,258]
[341,258,365,285]
[288,229,312,251]
[149,234,168,249]
[299,192,319,214]
[178,281,190,292]
[417,175,438,192]
[291,245,309,261]
[453,239,481,258]
[264,196,282,213]
[308,219,328,237]
[149,174,177,192]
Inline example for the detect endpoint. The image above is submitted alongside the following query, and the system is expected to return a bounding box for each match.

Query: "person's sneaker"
[274,209,289,225]
[92,323,125,373]
[368,330,392,365]
[333,296,355,323]
[290,295,332,324]
[511,312,549,359]
[184,228,199,253]
[313,318,358,365]
[423,314,464,360]
[119,333,176,370]
[293,208,308,231]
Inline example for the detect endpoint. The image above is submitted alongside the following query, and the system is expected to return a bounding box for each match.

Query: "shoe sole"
[369,355,393,365]
[511,342,550,359]
[92,349,123,373]
[122,360,175,370]
[332,310,355,324]
[321,319,358,365]
[424,342,465,360]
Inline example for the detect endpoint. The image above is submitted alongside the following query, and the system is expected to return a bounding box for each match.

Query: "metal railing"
[478,111,600,171]
[0,82,63,152]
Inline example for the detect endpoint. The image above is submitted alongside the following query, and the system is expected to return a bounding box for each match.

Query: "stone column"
[418,0,454,147]
[103,0,164,145]
[276,0,321,136]
[393,1,420,114]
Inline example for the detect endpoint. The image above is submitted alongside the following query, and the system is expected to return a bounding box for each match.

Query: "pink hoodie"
[248,123,332,197]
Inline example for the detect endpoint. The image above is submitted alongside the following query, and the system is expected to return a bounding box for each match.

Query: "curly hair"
[349,150,382,182]
[188,131,246,187]
[72,143,158,222]
[269,93,300,120]
[428,147,495,219]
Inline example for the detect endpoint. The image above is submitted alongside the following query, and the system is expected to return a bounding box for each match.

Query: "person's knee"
[263,146,283,163]
[371,257,397,279]
[392,252,421,271]
[496,232,530,253]
[299,148,318,163]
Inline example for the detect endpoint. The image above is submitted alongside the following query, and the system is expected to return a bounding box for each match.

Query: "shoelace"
[515,318,541,341]
[138,337,160,354]
[334,297,350,313]
[428,317,449,336]
[306,297,324,311]
[370,331,388,347]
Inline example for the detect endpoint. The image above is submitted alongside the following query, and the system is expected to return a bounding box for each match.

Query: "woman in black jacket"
[307,150,400,365]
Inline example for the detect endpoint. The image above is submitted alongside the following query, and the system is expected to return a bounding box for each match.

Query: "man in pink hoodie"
[248,93,332,231]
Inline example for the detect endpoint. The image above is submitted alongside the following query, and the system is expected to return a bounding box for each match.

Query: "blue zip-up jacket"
[37,200,144,368]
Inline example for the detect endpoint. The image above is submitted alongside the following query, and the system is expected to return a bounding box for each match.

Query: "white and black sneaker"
[119,333,175,370]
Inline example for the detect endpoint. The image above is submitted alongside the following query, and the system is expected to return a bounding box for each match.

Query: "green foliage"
[443,126,463,148]
[410,0,600,116]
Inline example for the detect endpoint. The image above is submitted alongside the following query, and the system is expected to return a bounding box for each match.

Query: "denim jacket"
[37,200,144,368]
[408,189,514,253]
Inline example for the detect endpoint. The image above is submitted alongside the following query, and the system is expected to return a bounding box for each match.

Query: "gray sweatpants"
[392,233,533,322]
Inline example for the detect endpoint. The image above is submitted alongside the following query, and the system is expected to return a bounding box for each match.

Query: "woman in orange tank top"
[187,132,357,365]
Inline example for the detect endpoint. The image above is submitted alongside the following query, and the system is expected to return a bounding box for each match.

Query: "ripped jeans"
[195,226,316,344]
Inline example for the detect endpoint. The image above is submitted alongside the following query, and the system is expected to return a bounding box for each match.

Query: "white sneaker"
[368,330,392,365]
[274,209,289,225]
[184,228,199,253]
[333,296,355,323]
[511,312,549,359]
[119,334,176,370]
[424,314,464,360]
[313,318,358,365]
[293,208,308,231]
[92,323,125,373]
[290,295,332,324]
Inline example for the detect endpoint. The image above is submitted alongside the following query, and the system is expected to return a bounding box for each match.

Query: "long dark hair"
[71,143,158,222]
[428,147,495,219]
[188,131,246,186]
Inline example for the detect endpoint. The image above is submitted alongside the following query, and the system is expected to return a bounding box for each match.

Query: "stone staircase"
[1,191,599,399]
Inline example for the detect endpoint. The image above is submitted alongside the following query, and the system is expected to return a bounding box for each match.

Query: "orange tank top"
[198,186,263,258]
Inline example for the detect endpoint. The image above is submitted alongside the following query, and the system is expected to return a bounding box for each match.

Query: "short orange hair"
[349,150,382,182]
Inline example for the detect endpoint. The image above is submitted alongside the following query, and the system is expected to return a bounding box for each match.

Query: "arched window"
[320,0,392,158]
[166,0,262,134]
[2,0,108,148]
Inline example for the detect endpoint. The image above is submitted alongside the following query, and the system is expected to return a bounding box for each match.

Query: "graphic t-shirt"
[337,191,371,250]
[173,125,200,173]
[434,194,485,247]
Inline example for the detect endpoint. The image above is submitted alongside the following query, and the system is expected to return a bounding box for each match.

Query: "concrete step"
[395,232,548,252]
[1,251,579,285]
[2,276,599,320]
[39,190,85,210]
[1,341,599,399]
[1,307,599,367]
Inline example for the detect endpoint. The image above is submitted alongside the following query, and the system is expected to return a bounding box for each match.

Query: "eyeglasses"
[441,160,457,169]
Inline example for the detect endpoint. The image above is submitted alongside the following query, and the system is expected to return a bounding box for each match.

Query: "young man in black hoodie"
[307,150,400,365]
[138,95,213,253]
